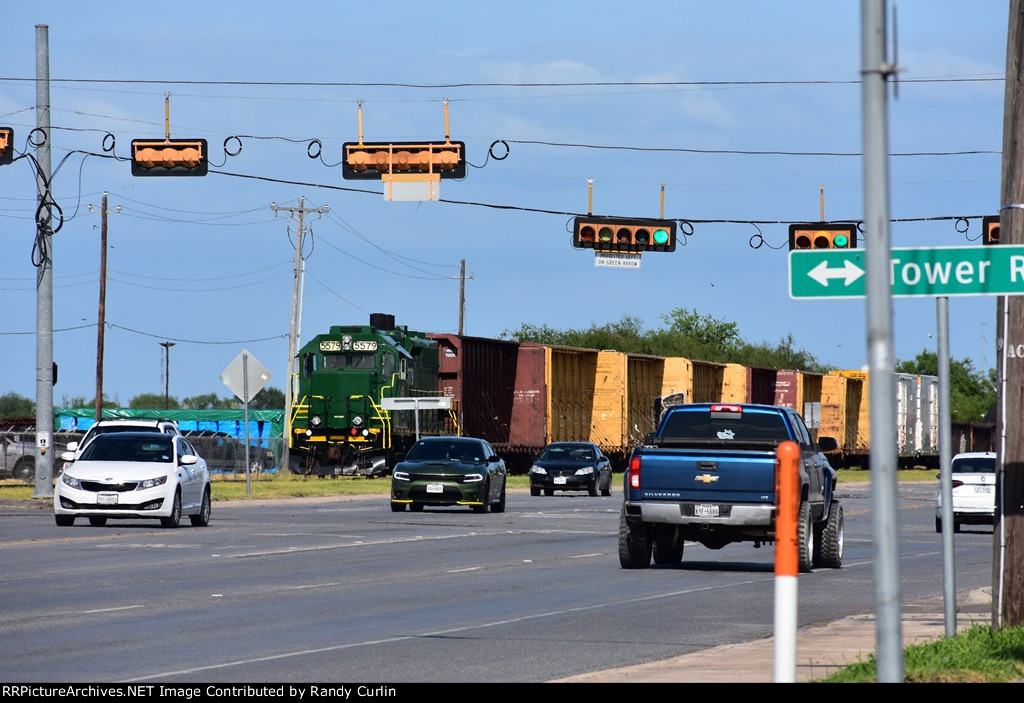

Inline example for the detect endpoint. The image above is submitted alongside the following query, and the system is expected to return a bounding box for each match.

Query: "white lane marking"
[81,605,144,614]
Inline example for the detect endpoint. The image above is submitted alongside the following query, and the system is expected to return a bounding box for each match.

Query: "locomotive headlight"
[352,415,363,427]
[310,415,322,427]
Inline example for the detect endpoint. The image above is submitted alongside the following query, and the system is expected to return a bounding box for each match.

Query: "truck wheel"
[652,526,684,565]
[813,499,843,568]
[797,500,814,573]
[618,507,651,569]
[13,457,35,483]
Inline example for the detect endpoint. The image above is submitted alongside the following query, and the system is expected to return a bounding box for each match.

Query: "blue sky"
[0,2,1008,409]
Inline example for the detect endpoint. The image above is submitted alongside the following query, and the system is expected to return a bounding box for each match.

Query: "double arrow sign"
[789,245,1024,299]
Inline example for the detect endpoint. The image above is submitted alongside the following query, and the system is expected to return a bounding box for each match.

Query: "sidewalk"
[551,587,993,683]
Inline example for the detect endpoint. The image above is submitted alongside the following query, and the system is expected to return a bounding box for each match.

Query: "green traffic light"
[833,234,849,248]
[653,228,669,245]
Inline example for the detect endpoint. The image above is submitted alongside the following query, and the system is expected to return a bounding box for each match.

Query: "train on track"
[286,313,995,477]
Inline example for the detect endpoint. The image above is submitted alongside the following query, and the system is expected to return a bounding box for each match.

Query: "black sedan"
[390,436,506,513]
[529,442,613,497]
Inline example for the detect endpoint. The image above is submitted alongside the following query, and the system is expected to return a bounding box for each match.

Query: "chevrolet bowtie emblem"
[695,474,719,483]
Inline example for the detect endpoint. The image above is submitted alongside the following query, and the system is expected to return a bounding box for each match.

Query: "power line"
[0,76,1004,88]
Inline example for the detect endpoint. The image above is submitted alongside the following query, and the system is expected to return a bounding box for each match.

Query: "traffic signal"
[983,215,1000,245]
[130,138,208,176]
[788,222,857,250]
[573,216,676,253]
[0,127,13,165]
[342,141,466,180]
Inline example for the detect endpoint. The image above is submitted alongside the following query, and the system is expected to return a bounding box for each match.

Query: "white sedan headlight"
[139,476,169,490]
[61,473,81,489]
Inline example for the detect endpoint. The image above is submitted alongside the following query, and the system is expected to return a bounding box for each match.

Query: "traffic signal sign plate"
[131,139,209,176]
[573,216,676,253]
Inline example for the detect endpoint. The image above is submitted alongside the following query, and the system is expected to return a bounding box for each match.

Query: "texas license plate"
[694,503,719,518]
[554,476,567,484]
[426,483,444,493]
[975,485,993,493]
[97,493,118,505]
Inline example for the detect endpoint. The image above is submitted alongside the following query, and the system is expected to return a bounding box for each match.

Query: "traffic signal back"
[342,141,466,180]
[573,216,676,253]
[788,223,857,250]
[131,139,208,176]
[983,216,1000,245]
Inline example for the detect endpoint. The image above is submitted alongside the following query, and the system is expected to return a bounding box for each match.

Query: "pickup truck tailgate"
[632,447,777,504]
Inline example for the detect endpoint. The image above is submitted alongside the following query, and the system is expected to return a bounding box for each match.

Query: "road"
[0,482,994,683]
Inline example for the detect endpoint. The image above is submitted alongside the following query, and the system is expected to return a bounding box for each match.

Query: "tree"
[130,393,180,410]
[895,349,996,423]
[249,386,285,410]
[0,392,34,419]
[501,309,825,372]
[182,393,237,410]
[735,334,828,373]
[59,393,113,410]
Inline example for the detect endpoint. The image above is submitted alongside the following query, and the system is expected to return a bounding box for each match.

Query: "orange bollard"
[775,441,800,578]
[774,440,800,682]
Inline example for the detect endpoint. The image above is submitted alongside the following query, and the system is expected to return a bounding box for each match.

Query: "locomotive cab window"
[351,354,376,370]
[302,353,317,376]
[382,353,396,379]
[322,353,376,370]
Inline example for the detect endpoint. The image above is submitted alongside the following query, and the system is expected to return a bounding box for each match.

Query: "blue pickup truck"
[619,402,843,572]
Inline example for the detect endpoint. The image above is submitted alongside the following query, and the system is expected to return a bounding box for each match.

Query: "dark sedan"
[529,441,612,497]
[390,436,506,513]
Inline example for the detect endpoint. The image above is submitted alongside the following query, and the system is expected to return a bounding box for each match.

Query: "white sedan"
[935,451,997,533]
[54,431,211,528]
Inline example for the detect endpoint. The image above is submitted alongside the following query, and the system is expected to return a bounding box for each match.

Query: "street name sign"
[380,397,452,410]
[789,245,1024,299]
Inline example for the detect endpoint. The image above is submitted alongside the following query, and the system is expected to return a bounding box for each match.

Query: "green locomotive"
[287,314,449,477]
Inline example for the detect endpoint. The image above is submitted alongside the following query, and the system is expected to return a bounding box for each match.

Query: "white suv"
[63,418,182,467]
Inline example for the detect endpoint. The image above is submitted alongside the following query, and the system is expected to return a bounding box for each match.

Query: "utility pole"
[88,193,120,422]
[271,197,328,473]
[159,341,175,410]
[994,0,1024,628]
[32,24,54,500]
[457,259,474,336]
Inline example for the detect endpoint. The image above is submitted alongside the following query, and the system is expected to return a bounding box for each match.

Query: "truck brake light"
[709,404,743,414]
[628,453,642,489]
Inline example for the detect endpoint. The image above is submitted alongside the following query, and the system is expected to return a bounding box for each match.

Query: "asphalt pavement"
[551,586,994,683]
[1,494,997,684]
